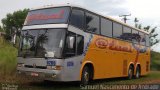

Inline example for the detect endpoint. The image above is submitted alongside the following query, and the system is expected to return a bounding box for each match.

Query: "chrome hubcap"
[136,71,139,78]
[84,71,89,82]
[129,69,132,78]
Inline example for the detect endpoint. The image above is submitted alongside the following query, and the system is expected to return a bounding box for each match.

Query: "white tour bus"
[17,4,150,85]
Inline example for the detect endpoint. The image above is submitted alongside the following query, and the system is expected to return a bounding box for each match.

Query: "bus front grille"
[25,65,47,69]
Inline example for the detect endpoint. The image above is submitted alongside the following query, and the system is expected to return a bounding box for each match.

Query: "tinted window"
[70,9,84,29]
[77,35,84,55]
[145,34,150,46]
[64,32,84,58]
[65,32,76,57]
[132,30,140,43]
[113,22,122,38]
[19,29,66,58]
[25,7,70,25]
[85,12,100,34]
[139,32,146,45]
[101,18,112,37]
[122,26,132,40]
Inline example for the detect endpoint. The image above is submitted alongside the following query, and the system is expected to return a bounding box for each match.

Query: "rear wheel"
[135,66,140,79]
[128,65,134,79]
[81,66,90,85]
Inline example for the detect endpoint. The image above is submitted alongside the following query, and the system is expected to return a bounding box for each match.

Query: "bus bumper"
[17,67,61,81]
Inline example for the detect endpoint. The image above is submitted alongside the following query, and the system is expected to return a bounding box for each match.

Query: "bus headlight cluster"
[47,65,62,70]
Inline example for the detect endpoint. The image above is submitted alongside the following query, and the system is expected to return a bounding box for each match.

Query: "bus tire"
[81,66,90,85]
[135,65,140,79]
[128,65,134,79]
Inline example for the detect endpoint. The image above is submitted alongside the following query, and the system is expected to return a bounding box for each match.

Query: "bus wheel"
[135,66,140,79]
[128,65,134,79]
[81,66,90,85]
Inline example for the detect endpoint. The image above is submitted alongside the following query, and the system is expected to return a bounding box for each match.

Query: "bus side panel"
[61,56,84,81]
[81,35,150,80]
[60,25,91,81]
[82,35,132,79]
[138,47,150,75]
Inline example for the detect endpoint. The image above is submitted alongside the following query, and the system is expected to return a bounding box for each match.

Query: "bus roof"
[30,4,150,35]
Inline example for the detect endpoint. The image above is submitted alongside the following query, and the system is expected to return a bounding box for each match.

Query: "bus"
[17,4,150,85]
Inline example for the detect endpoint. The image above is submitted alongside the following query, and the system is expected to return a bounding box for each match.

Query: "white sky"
[0,0,160,52]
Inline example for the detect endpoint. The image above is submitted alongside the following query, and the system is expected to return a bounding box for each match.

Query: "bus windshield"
[18,29,66,58]
[24,7,70,25]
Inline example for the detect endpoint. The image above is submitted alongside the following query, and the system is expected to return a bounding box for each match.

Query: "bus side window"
[113,22,122,39]
[64,31,84,58]
[139,32,146,45]
[70,9,84,29]
[101,18,112,37]
[85,12,100,34]
[65,32,76,57]
[77,35,84,55]
[132,29,140,43]
[145,34,150,46]
[122,26,132,41]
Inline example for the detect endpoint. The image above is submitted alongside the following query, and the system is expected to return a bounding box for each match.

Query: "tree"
[135,22,159,47]
[0,26,4,32]
[1,9,29,41]
[144,26,159,46]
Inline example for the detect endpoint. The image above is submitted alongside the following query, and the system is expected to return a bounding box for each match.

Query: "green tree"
[1,9,29,40]
[0,26,4,32]
[135,23,159,47]
[144,26,159,46]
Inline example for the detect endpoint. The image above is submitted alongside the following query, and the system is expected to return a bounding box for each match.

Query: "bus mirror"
[68,36,75,49]
[59,40,63,48]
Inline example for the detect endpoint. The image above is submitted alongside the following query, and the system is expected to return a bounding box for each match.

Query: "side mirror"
[59,39,63,48]
[68,36,75,49]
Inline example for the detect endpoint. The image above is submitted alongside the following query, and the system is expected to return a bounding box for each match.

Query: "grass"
[0,37,17,83]
[15,71,160,90]
[151,51,160,70]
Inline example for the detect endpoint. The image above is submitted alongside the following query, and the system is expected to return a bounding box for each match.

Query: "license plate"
[31,72,39,77]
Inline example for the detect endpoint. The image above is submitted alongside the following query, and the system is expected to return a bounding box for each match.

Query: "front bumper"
[17,67,61,81]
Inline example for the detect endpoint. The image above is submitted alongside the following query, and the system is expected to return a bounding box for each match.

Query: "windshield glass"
[18,29,66,58]
[24,7,70,25]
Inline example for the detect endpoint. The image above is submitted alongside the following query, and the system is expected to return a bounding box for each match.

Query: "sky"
[0,0,160,51]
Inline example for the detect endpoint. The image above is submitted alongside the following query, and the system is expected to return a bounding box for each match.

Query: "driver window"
[64,31,84,58]
[65,32,76,57]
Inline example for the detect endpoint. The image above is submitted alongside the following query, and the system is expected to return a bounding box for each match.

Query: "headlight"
[47,65,62,70]
[17,63,24,67]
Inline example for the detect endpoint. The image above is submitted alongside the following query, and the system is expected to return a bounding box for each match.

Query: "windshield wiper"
[34,30,48,57]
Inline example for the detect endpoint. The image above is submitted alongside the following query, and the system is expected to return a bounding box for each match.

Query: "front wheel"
[81,66,90,85]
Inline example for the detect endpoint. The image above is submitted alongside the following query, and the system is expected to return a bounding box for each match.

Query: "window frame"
[84,10,100,35]
[100,17,113,37]
[122,26,132,41]
[113,22,123,39]
[69,7,85,30]
[72,7,150,47]
[63,31,84,58]
[139,31,146,46]
[145,34,150,47]
[76,34,84,55]
[132,29,139,44]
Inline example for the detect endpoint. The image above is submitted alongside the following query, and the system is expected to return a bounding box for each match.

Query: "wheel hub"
[84,71,89,82]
